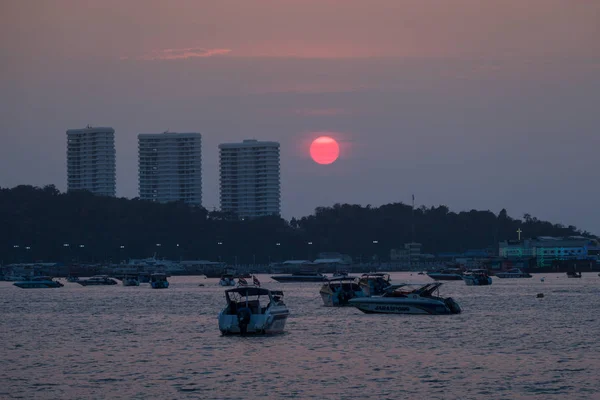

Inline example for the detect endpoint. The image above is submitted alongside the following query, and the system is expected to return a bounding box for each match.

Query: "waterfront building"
[66,125,116,196]
[138,132,202,205]
[219,139,280,218]
[499,236,598,267]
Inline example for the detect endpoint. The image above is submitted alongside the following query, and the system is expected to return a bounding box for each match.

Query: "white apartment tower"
[66,125,116,197]
[138,132,202,205]
[219,139,280,218]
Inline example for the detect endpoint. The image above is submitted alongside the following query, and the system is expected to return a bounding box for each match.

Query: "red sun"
[310,136,339,165]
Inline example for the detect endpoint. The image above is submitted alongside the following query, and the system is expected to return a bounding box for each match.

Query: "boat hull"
[151,281,169,289]
[349,298,460,315]
[426,273,463,281]
[463,276,492,286]
[494,274,532,278]
[219,279,236,286]
[218,310,289,334]
[78,280,118,286]
[13,281,63,289]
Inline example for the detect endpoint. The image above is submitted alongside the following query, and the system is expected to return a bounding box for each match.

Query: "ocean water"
[1,272,599,400]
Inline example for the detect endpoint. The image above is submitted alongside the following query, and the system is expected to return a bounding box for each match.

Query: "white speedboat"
[218,285,289,334]
[219,274,236,286]
[495,268,532,278]
[427,269,463,281]
[77,275,118,286]
[462,269,492,286]
[358,273,392,296]
[349,282,461,315]
[13,276,64,289]
[319,277,366,307]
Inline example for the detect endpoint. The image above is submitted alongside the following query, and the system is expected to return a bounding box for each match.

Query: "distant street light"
[276,242,281,246]
[13,245,19,248]
[156,243,161,247]
[120,245,125,249]
[372,240,379,244]
[79,244,85,248]
[307,242,313,245]
[63,243,70,247]
[25,246,31,250]
[217,241,223,245]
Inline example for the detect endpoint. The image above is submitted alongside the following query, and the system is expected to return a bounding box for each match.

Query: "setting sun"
[310,136,339,165]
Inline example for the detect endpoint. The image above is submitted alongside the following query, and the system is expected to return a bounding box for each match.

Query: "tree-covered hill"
[0,185,591,265]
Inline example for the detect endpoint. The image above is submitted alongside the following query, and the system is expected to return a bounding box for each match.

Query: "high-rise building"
[219,139,280,218]
[66,125,116,197]
[138,132,202,205]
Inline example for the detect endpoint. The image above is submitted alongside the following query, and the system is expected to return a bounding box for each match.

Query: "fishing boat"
[77,275,118,286]
[218,285,289,335]
[122,274,140,286]
[462,269,492,286]
[426,269,464,281]
[13,276,64,289]
[566,271,582,278]
[219,274,236,286]
[319,277,366,307]
[495,268,532,278]
[357,273,392,296]
[150,273,169,289]
[349,282,461,315]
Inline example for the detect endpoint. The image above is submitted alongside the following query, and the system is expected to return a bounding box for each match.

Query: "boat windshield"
[382,283,443,298]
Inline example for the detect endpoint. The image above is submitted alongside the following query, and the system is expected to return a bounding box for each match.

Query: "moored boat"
[427,269,463,281]
[270,272,328,283]
[218,285,289,334]
[150,273,169,289]
[495,268,532,278]
[462,269,492,286]
[349,282,461,315]
[13,276,64,289]
[122,274,140,286]
[319,277,366,307]
[219,274,236,286]
[357,273,392,296]
[566,271,582,278]
[77,275,118,286]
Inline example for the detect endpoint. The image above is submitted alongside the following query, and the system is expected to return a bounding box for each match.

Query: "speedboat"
[358,273,392,296]
[13,276,64,289]
[122,274,140,286]
[270,272,328,282]
[77,275,118,286]
[566,271,582,278]
[319,277,366,307]
[150,273,169,289]
[218,285,289,334]
[462,269,492,286]
[427,269,463,281]
[495,268,532,278]
[349,282,461,315]
[219,274,236,286]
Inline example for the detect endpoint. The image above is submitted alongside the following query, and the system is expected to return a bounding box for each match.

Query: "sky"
[1,0,599,234]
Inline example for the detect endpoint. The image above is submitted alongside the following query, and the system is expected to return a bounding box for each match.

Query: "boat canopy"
[384,282,444,296]
[225,286,272,297]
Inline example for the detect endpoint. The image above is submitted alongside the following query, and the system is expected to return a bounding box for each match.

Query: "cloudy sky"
[1,0,599,234]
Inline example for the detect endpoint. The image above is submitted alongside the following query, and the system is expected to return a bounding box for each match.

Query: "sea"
[1,272,599,400]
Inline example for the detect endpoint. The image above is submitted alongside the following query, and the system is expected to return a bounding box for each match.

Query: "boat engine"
[444,297,462,314]
[237,307,252,334]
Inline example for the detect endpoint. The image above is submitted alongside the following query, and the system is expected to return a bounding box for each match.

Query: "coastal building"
[66,125,116,196]
[219,139,280,218]
[499,236,598,267]
[138,132,202,205]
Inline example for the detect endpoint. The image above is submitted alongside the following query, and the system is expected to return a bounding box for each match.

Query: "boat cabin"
[382,282,444,299]
[223,286,284,316]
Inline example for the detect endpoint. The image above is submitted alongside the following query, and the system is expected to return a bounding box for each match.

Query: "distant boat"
[77,275,118,286]
[358,273,392,296]
[426,269,464,281]
[270,272,328,283]
[319,277,366,307]
[462,270,492,286]
[150,273,169,289]
[495,268,532,278]
[66,275,80,283]
[566,271,582,278]
[13,276,64,289]
[122,274,140,286]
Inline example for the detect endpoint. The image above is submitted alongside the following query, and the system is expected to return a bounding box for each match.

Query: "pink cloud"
[122,47,232,61]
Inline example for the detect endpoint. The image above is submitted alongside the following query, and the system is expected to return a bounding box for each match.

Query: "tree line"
[0,185,592,265]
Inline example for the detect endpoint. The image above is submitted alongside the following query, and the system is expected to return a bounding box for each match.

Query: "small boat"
[427,269,463,281]
[218,285,289,334]
[495,268,532,278]
[417,272,425,275]
[349,282,461,315]
[122,274,140,286]
[219,274,236,286]
[270,272,328,283]
[566,271,582,278]
[77,275,118,286]
[462,269,492,286]
[150,273,169,289]
[319,277,366,307]
[13,276,64,289]
[358,273,392,296]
